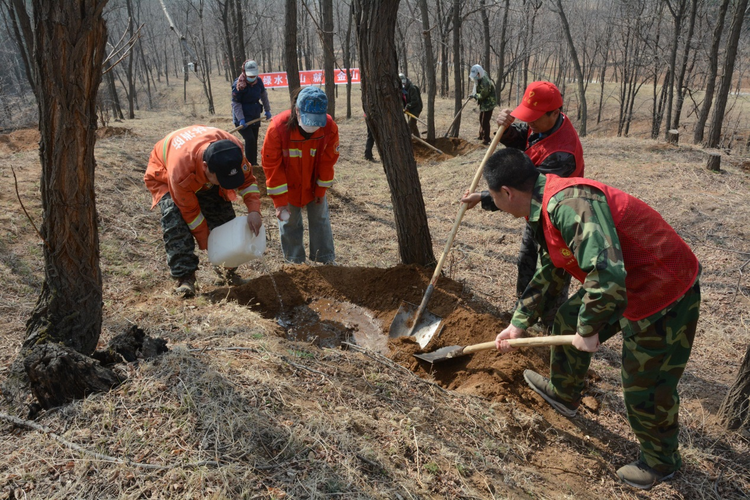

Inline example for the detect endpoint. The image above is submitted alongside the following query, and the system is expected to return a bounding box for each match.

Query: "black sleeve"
[480,190,500,211]
[500,122,529,150]
[535,152,577,177]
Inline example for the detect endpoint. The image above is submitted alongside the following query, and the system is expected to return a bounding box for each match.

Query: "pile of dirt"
[411,136,481,162]
[207,264,545,402]
[0,128,40,153]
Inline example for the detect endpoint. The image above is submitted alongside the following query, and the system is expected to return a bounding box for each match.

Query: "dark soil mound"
[412,136,481,162]
[206,264,548,402]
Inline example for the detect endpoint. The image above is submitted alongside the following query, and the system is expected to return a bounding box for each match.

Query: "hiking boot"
[616,461,676,490]
[214,267,250,286]
[174,272,196,298]
[523,369,579,418]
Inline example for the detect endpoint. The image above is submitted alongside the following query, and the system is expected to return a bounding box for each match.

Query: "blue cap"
[296,87,328,127]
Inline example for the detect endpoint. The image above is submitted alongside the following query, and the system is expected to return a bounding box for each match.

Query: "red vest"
[526,114,585,178]
[541,175,699,321]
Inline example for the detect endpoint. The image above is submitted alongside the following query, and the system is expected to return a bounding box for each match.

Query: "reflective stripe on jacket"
[261,109,339,208]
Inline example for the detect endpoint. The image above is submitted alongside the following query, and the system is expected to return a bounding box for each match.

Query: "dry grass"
[0,77,748,499]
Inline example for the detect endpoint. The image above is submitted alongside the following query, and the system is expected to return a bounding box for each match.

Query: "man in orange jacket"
[261,87,339,264]
[144,125,262,296]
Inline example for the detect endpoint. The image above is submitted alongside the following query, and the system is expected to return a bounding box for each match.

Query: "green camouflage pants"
[157,187,236,279]
[547,279,700,473]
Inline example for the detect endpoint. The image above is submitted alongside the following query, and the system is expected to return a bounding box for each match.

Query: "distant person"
[399,73,423,137]
[469,64,497,145]
[231,59,272,166]
[261,87,340,264]
[144,126,263,297]
[481,81,585,327]
[364,113,376,162]
[464,148,700,491]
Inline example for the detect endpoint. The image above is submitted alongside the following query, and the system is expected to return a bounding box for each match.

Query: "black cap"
[203,140,244,189]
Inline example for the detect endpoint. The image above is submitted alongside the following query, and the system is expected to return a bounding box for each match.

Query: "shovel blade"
[388,301,443,349]
[413,345,466,363]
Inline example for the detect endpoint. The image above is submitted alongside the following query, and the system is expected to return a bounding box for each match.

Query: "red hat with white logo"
[511,81,563,122]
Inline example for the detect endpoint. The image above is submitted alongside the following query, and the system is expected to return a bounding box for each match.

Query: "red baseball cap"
[511,81,563,122]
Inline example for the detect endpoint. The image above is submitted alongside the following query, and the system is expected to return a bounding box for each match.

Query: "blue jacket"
[231,78,271,124]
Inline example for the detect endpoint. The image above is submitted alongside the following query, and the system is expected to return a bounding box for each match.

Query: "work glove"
[265,111,272,120]
[472,94,480,100]
[239,119,246,128]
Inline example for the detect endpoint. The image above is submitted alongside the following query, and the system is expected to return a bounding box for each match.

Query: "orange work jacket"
[261,109,339,208]
[143,125,260,250]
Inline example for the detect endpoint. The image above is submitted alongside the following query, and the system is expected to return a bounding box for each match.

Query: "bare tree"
[418,0,437,140]
[285,0,301,97]
[447,0,462,137]
[706,0,749,148]
[2,0,126,408]
[718,344,750,432]
[693,0,731,144]
[321,0,335,120]
[552,0,587,136]
[354,0,435,266]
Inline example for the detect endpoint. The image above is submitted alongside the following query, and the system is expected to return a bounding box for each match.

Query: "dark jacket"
[231,78,271,124]
[402,79,423,116]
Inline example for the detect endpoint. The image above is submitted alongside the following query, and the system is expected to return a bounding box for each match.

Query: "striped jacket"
[261,109,339,208]
[144,125,260,250]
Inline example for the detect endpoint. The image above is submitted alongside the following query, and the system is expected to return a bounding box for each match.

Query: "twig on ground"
[279,355,328,377]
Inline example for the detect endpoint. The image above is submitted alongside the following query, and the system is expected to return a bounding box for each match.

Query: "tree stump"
[667,129,679,144]
[718,344,750,432]
[24,343,126,410]
[707,152,721,171]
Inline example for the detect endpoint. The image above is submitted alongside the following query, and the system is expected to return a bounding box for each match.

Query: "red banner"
[259,68,360,89]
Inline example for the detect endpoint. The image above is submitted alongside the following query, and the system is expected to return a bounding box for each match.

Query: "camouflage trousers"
[157,187,237,279]
[517,222,570,327]
[547,279,701,473]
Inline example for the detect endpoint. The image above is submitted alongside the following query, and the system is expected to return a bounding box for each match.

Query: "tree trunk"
[671,0,698,133]
[418,0,436,140]
[718,344,750,431]
[448,0,462,137]
[322,0,336,120]
[706,0,748,148]
[125,0,136,119]
[693,0,730,144]
[553,0,587,136]
[4,0,108,401]
[354,0,435,266]
[233,0,246,71]
[479,0,490,74]
[25,343,125,410]
[663,0,687,140]
[285,0,301,97]
[344,2,354,119]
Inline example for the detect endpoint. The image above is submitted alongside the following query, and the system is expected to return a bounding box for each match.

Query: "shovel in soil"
[414,335,576,363]
[388,125,507,349]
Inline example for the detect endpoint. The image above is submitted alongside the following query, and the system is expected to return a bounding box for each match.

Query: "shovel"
[442,95,473,137]
[229,116,263,134]
[414,335,576,363]
[388,124,507,348]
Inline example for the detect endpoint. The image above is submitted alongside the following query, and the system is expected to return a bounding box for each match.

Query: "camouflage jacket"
[510,174,699,337]
[475,75,497,112]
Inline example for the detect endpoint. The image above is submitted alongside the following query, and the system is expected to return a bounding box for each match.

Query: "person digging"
[144,126,263,297]
[462,148,701,491]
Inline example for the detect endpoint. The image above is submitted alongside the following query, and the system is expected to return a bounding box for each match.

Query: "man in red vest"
[465,148,700,491]
[479,81,584,327]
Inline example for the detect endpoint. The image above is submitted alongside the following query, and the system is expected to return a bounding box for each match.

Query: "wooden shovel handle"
[462,335,576,355]
[229,116,264,134]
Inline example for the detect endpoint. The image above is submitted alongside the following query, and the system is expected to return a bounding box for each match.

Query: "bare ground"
[0,81,748,499]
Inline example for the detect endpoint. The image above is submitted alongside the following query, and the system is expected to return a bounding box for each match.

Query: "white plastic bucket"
[207,216,266,267]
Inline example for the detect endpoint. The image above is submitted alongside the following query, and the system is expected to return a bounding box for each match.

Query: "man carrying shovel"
[481,81,585,329]
[462,148,700,490]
